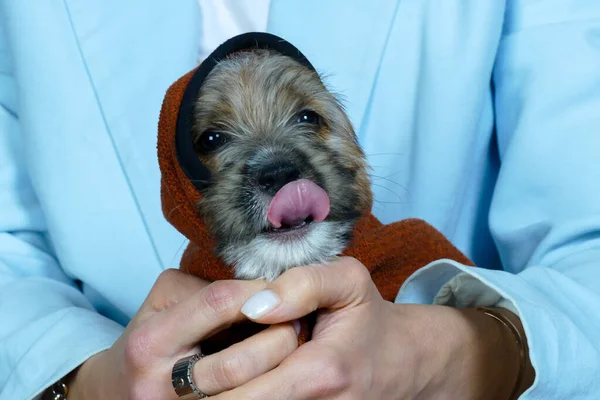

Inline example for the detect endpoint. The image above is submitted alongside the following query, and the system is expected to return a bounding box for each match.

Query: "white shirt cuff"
[433,272,518,314]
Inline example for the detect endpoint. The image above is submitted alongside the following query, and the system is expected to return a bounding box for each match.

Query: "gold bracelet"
[476,307,527,400]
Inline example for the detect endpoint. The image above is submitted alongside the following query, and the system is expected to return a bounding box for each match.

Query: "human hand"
[212,257,533,399]
[67,269,299,399]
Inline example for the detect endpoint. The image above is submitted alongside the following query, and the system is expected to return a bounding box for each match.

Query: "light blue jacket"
[1,1,599,399]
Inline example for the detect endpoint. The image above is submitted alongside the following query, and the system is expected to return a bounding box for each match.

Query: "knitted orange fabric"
[157,68,474,351]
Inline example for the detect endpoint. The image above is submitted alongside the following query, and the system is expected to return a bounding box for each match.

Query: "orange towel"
[157,33,473,352]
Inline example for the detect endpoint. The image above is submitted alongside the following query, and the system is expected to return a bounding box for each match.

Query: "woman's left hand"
[211,257,530,400]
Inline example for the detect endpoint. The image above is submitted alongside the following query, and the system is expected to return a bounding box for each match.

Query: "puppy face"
[191,49,372,281]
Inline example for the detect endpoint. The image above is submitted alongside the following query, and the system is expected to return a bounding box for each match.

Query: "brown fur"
[157,55,475,349]
[190,49,372,280]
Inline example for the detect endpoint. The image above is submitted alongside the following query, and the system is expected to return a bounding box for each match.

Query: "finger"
[142,269,211,313]
[141,279,268,356]
[193,322,299,395]
[240,257,379,324]
[212,343,347,400]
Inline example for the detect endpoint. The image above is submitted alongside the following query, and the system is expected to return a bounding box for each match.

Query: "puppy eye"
[197,130,228,153]
[296,110,322,125]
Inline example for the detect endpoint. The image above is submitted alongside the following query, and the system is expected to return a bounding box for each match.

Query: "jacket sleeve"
[0,27,124,400]
[396,2,600,398]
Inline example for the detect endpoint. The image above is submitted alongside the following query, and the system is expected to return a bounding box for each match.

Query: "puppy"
[191,49,372,281]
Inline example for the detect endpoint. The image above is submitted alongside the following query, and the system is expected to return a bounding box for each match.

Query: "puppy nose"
[258,162,301,194]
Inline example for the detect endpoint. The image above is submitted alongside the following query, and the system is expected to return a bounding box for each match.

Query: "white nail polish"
[241,290,280,319]
[292,319,301,335]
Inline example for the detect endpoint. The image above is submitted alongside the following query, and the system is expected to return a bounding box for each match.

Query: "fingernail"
[292,319,301,335]
[241,290,281,319]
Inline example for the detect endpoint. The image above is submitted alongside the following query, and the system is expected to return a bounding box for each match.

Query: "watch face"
[44,381,68,400]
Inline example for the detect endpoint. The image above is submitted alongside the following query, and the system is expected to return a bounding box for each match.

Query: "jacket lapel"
[63,0,199,272]
[0,0,201,317]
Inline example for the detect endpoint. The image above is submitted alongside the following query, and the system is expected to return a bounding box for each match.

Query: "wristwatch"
[42,379,68,400]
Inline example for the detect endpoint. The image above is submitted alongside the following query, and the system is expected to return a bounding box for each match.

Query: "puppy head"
[191,49,372,280]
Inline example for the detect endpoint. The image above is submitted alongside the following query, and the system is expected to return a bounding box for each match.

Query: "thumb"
[240,257,379,324]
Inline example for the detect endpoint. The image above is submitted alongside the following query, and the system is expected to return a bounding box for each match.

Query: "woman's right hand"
[67,269,299,399]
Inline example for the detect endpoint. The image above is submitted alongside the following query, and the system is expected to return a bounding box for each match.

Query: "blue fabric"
[1,1,599,398]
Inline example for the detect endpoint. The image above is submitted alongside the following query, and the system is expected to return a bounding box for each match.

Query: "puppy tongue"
[267,179,330,228]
